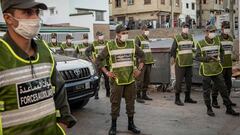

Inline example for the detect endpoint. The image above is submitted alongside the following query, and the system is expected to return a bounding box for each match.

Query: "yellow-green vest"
[61,43,76,57]
[175,34,194,67]
[137,35,154,64]
[77,43,88,57]
[107,40,136,85]
[198,37,223,76]
[93,40,108,66]
[48,42,62,54]
[0,38,65,135]
[218,35,234,68]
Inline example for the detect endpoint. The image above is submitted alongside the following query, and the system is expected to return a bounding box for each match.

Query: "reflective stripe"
[0,101,4,111]
[112,61,134,68]
[1,98,55,128]
[201,46,219,51]
[0,63,52,87]
[64,48,75,51]
[178,40,193,45]
[221,41,233,46]
[224,51,232,55]
[95,46,105,50]
[57,123,66,135]
[143,49,151,53]
[178,50,193,54]
[0,114,2,135]
[110,49,134,55]
[56,110,61,118]
[78,48,86,52]
[141,41,150,44]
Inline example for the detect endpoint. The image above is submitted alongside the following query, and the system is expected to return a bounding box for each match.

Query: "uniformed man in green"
[0,0,77,134]
[61,34,76,57]
[171,23,197,106]
[86,31,110,98]
[48,33,63,54]
[95,24,144,135]
[135,25,153,103]
[76,33,90,60]
[211,21,237,108]
[195,25,239,117]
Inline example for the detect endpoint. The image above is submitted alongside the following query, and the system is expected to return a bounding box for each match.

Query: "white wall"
[70,15,94,41]
[179,0,196,22]
[0,5,4,23]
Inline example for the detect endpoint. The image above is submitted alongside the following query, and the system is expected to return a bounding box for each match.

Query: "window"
[128,0,134,5]
[115,0,121,7]
[175,0,180,7]
[192,3,195,10]
[95,11,104,21]
[109,0,112,4]
[49,7,55,15]
[144,0,151,5]
[186,3,189,9]
[203,0,206,4]
[215,0,218,4]
[161,0,165,5]
[219,0,223,4]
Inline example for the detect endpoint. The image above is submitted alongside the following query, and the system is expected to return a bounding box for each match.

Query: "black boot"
[184,92,197,103]
[142,91,153,101]
[128,117,141,134]
[136,92,145,103]
[175,93,184,106]
[109,119,117,135]
[207,106,215,117]
[226,106,240,116]
[106,90,110,97]
[229,100,237,107]
[212,96,220,108]
[95,93,99,100]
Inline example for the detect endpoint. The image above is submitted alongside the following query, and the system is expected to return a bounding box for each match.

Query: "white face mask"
[223,29,230,34]
[67,39,72,43]
[98,35,104,40]
[144,31,150,36]
[182,28,189,34]
[83,39,88,43]
[13,18,41,39]
[208,33,216,39]
[51,38,57,43]
[120,34,128,42]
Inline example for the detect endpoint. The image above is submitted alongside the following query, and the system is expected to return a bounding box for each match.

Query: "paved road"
[66,86,240,135]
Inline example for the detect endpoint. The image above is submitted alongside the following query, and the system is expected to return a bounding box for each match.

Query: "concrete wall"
[93,24,110,40]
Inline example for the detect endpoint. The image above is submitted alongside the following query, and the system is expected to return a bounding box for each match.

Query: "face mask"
[208,33,215,39]
[120,34,128,42]
[67,39,72,43]
[182,28,189,34]
[98,35,104,40]
[12,18,41,39]
[144,31,150,36]
[224,29,230,34]
[51,38,57,43]
[83,39,88,43]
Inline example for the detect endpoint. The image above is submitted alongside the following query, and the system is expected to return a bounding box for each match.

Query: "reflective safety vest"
[77,43,88,56]
[107,40,136,85]
[48,42,62,54]
[218,35,234,68]
[137,35,154,64]
[93,40,108,66]
[0,38,65,135]
[198,37,223,76]
[61,43,76,57]
[175,34,194,67]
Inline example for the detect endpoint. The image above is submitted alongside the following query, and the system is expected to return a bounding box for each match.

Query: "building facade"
[111,0,182,28]
[179,0,196,27]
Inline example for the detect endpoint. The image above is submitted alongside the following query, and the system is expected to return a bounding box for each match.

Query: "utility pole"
[199,0,202,28]
[229,0,235,38]
[171,0,174,28]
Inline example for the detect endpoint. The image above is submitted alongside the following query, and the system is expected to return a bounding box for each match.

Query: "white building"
[179,0,196,26]
[37,0,110,41]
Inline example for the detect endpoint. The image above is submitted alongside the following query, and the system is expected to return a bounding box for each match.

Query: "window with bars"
[144,0,151,5]
[115,0,121,7]
[95,11,104,21]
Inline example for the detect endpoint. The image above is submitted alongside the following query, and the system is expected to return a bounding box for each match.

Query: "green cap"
[205,25,217,32]
[1,0,48,12]
[82,33,88,39]
[66,34,74,39]
[96,31,103,36]
[115,24,127,33]
[181,22,190,28]
[51,33,57,38]
[141,25,148,30]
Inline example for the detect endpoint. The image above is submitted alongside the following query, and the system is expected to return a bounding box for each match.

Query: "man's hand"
[170,57,176,65]
[106,71,116,79]
[133,69,141,79]
[58,123,67,133]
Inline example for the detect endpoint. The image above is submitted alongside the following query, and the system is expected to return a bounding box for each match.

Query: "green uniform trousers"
[110,81,136,119]
[136,64,152,93]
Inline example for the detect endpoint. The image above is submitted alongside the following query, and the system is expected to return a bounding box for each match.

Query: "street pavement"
[66,86,240,135]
